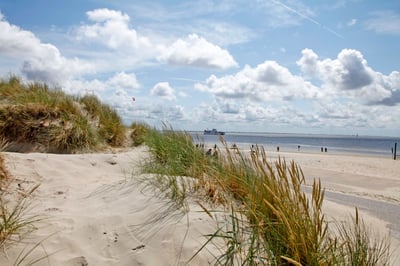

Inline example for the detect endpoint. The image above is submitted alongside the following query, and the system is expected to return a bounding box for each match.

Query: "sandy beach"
[1,147,400,265]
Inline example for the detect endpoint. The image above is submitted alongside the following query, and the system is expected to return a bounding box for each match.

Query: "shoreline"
[193,131,399,158]
[204,141,398,159]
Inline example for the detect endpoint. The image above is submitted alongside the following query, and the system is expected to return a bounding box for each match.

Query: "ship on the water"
[204,128,225,135]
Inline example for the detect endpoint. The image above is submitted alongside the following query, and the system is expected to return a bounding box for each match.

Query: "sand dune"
[0,147,222,265]
[1,147,399,265]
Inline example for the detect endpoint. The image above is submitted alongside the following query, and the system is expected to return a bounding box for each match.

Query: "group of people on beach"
[198,142,334,155]
[205,144,218,157]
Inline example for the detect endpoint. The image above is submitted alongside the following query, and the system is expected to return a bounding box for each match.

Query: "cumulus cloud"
[107,72,140,90]
[159,34,238,69]
[0,13,92,83]
[146,104,185,121]
[298,48,373,90]
[217,99,240,114]
[195,60,320,101]
[150,82,176,101]
[77,8,151,50]
[297,48,398,105]
[64,71,139,95]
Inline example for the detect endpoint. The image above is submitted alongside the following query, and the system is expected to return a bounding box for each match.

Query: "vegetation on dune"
[0,154,7,182]
[0,76,131,259]
[0,76,126,153]
[142,126,391,265]
[0,185,41,250]
[79,94,125,147]
[0,150,42,254]
[129,122,150,147]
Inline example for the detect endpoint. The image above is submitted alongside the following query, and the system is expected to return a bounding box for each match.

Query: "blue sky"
[0,1,399,136]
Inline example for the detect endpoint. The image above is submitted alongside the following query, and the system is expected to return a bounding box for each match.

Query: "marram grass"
[0,76,126,153]
[143,127,391,265]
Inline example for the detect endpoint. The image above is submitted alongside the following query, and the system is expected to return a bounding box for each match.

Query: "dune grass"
[129,122,150,147]
[0,150,42,251]
[0,185,41,249]
[0,154,7,183]
[142,126,391,265]
[0,76,126,153]
[79,94,125,147]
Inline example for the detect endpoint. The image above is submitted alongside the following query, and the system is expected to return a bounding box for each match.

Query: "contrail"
[270,0,344,39]
[171,77,203,83]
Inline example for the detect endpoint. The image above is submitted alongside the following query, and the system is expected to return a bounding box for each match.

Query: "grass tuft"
[0,185,42,249]
[79,94,125,147]
[142,126,392,265]
[129,122,149,146]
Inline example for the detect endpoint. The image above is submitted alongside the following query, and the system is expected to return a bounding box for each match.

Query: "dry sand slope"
[0,147,221,266]
[1,147,400,265]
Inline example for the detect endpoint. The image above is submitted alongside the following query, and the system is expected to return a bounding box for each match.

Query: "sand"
[1,146,399,265]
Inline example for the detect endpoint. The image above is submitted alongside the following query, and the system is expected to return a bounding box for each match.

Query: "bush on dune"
[0,76,126,153]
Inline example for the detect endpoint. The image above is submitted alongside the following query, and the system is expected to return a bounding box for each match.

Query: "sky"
[0,0,399,137]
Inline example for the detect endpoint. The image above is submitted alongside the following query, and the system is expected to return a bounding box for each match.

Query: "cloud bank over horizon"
[0,2,399,136]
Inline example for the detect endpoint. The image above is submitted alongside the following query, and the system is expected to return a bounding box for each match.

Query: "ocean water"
[189,132,400,157]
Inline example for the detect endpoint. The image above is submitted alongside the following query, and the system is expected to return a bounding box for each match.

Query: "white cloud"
[77,8,151,50]
[365,10,400,35]
[181,20,255,47]
[195,60,321,101]
[0,14,92,84]
[297,48,397,105]
[347,18,357,26]
[146,104,185,121]
[87,8,130,23]
[313,100,398,131]
[64,71,139,96]
[215,98,240,114]
[296,48,319,77]
[107,72,140,90]
[158,34,238,69]
[150,82,176,101]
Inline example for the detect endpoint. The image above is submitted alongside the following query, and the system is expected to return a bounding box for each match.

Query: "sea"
[189,131,400,158]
